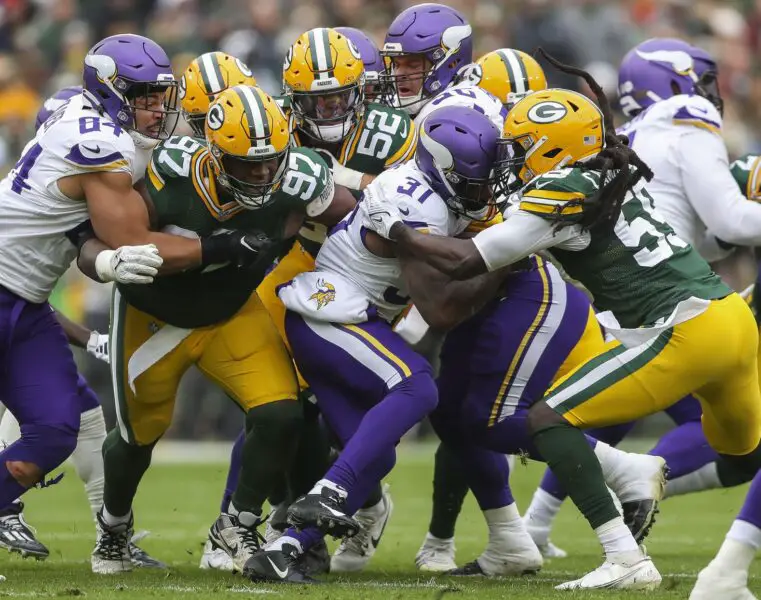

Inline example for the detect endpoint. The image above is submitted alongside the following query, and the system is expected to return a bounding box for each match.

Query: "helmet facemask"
[212,144,291,210]
[123,81,180,148]
[290,81,364,143]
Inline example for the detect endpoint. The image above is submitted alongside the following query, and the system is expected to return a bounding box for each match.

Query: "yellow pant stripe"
[341,324,412,378]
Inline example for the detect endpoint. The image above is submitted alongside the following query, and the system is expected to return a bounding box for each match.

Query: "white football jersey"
[0,94,146,303]
[316,162,471,321]
[617,94,754,262]
[415,82,506,130]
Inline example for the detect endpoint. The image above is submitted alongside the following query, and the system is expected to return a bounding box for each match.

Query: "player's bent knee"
[245,399,305,441]
[8,423,78,476]
[394,372,438,415]
[527,401,567,434]
[5,461,44,488]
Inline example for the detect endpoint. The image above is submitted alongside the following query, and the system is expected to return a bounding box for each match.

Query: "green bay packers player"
[179,51,257,136]
[461,48,548,111]
[252,27,416,573]
[364,58,761,589]
[89,85,355,574]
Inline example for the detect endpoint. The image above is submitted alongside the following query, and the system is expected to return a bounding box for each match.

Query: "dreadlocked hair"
[535,48,654,232]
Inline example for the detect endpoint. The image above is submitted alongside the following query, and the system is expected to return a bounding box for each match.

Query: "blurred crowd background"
[1,0,758,438]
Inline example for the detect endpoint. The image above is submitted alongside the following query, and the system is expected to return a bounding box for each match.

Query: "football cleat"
[690,563,758,600]
[556,556,661,590]
[300,539,330,576]
[208,512,264,573]
[129,531,166,569]
[243,543,316,583]
[287,487,359,539]
[0,502,49,560]
[199,538,234,571]
[415,534,457,572]
[91,510,133,574]
[331,484,393,573]
[604,454,667,543]
[450,522,542,577]
[264,503,288,544]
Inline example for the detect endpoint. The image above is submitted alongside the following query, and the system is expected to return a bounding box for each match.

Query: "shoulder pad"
[56,115,135,174]
[667,94,722,135]
[519,167,599,221]
[280,147,334,213]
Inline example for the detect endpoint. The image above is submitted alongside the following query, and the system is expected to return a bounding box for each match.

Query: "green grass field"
[3,442,759,599]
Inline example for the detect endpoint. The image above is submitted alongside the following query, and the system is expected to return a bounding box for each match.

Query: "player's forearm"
[53,310,91,348]
[391,223,486,280]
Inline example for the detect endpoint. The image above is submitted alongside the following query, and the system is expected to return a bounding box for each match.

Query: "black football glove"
[201,229,274,268]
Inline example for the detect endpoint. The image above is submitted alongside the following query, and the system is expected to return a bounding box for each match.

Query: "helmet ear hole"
[567,100,580,112]
[543,148,562,158]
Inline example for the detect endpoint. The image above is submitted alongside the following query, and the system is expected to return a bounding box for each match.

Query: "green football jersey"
[118,135,333,328]
[519,166,731,328]
[292,102,417,255]
[730,154,761,201]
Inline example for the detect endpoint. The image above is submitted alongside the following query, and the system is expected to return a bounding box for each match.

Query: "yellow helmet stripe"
[235,86,270,147]
[309,28,334,81]
[199,52,226,94]
[498,49,528,95]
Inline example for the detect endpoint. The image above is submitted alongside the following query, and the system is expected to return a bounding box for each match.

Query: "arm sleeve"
[678,129,761,246]
[472,210,579,272]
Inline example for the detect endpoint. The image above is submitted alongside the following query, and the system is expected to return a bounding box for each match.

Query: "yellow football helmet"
[180,52,257,137]
[283,27,365,143]
[463,49,547,110]
[205,85,291,210]
[497,89,604,193]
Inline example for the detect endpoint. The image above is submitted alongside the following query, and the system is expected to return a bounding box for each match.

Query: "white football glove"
[86,331,110,364]
[361,186,404,239]
[314,148,364,190]
[94,244,163,285]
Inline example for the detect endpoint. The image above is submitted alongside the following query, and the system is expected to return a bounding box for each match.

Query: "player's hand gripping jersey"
[280,161,472,323]
[121,135,333,328]
[0,93,150,302]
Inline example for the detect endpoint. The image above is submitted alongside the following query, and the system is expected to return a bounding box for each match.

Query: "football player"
[363,60,761,589]
[335,27,386,102]
[413,47,551,573]
[250,27,416,572]
[0,32,241,575]
[82,84,355,574]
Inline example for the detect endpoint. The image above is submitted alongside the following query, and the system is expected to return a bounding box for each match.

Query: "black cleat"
[448,560,485,576]
[0,502,49,560]
[299,539,330,576]
[287,487,359,539]
[243,543,316,583]
[129,532,166,569]
[623,499,660,544]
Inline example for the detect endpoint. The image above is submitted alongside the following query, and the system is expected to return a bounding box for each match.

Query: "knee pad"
[7,423,78,473]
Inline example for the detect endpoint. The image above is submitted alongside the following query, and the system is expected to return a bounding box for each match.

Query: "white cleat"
[525,521,568,559]
[199,539,234,572]
[536,540,567,559]
[91,511,133,575]
[415,534,457,572]
[556,556,661,590]
[690,565,757,600]
[331,485,393,573]
[451,521,543,577]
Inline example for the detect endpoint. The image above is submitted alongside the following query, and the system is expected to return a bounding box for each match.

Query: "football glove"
[94,244,163,285]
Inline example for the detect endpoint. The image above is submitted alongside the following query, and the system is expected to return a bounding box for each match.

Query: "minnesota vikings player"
[335,27,386,102]
[364,54,761,588]
[382,3,504,129]
[240,106,501,583]
[0,85,163,567]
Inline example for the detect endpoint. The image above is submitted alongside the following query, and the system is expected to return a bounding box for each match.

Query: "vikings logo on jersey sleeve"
[309,278,336,310]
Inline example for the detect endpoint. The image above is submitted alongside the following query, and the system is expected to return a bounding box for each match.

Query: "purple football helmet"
[415,105,499,219]
[35,86,82,131]
[335,27,385,102]
[382,3,473,116]
[83,34,179,145]
[618,37,722,117]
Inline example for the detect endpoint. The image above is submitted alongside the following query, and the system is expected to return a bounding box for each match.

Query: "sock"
[220,429,244,513]
[323,372,437,493]
[71,407,106,519]
[664,462,721,499]
[736,472,761,531]
[537,468,567,502]
[102,505,131,526]
[532,423,620,529]
[102,428,154,518]
[710,520,761,575]
[428,442,469,539]
[595,516,640,561]
[524,488,563,546]
[232,401,303,516]
[266,526,324,554]
[648,421,717,480]
[229,501,260,527]
[717,455,757,488]
[483,503,522,537]
[361,483,383,510]
[0,409,21,442]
